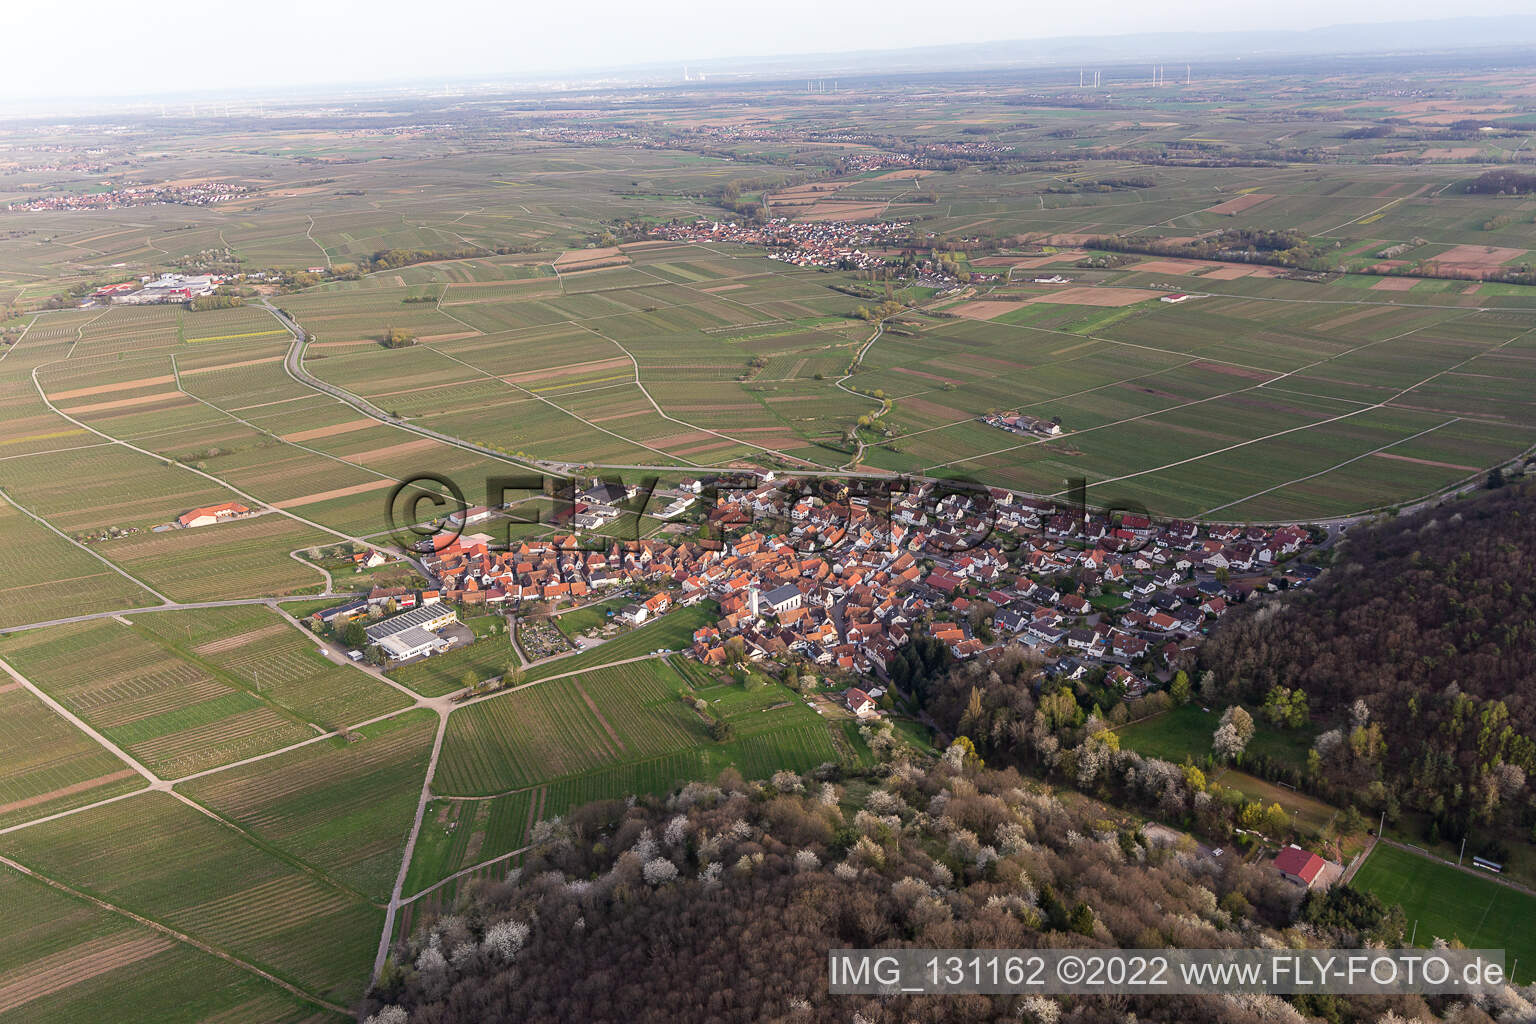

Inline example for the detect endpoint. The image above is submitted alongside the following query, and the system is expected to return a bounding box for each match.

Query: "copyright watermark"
[828,948,1508,995]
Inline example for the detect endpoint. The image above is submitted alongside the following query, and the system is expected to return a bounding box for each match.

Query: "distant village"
[650,216,911,271]
[6,181,248,213]
[307,472,1322,715]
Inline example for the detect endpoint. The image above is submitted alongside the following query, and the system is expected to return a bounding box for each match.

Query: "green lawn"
[1117,702,1315,769]
[1352,843,1535,984]
[552,597,630,639]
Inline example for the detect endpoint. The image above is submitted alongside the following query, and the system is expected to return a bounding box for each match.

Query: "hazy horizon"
[5,0,1536,108]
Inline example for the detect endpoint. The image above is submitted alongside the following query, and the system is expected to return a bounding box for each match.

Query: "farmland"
[0,792,382,1006]
[0,620,321,779]
[0,864,341,1023]
[416,656,856,892]
[0,682,146,830]
[180,711,437,901]
[1352,843,1536,984]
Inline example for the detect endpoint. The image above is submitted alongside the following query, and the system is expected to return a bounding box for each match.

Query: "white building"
[377,626,449,661]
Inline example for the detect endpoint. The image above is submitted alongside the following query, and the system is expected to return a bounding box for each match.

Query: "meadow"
[1116,703,1316,770]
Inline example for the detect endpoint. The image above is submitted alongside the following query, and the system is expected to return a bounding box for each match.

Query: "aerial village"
[650,216,911,271]
[306,471,1321,715]
[5,180,249,212]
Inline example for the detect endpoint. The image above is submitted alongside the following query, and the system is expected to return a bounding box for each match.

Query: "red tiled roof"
[1273,845,1325,883]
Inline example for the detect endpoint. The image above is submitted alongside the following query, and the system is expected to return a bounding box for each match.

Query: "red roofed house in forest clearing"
[1273,845,1326,888]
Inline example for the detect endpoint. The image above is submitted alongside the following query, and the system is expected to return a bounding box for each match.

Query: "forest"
[361,741,1533,1024]
[1201,482,1536,855]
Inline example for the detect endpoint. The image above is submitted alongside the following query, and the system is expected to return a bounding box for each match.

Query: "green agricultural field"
[0,621,318,779]
[179,710,437,901]
[0,865,344,1023]
[437,657,858,799]
[402,788,535,898]
[0,493,158,628]
[0,683,147,830]
[1352,843,1535,984]
[132,605,412,729]
[0,792,383,1006]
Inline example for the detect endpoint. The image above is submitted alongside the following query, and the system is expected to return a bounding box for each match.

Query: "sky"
[3,0,1534,106]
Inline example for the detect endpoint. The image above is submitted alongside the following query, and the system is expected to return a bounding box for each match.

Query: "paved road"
[266,300,561,478]
[374,707,449,981]
[1,594,359,635]
[29,350,428,576]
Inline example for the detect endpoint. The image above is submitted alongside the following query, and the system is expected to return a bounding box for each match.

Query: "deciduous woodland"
[1201,482,1536,856]
[365,751,1499,1024]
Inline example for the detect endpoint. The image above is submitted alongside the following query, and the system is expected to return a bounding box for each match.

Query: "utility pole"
[1378,809,1385,838]
[1410,920,1417,945]
[1458,834,1467,867]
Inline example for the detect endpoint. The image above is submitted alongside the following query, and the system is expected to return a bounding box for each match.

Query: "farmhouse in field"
[981,412,1062,438]
[177,501,251,528]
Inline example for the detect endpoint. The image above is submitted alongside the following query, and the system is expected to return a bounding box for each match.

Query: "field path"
[0,486,172,604]
[0,655,162,786]
[0,850,349,1016]
[374,708,450,982]
[305,215,331,269]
